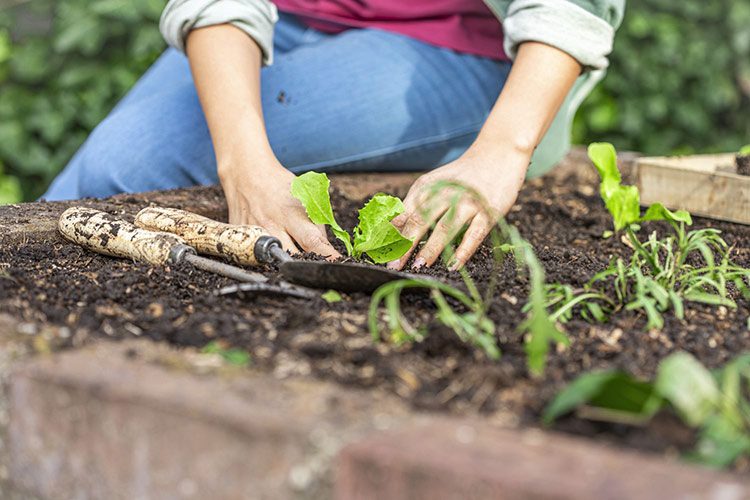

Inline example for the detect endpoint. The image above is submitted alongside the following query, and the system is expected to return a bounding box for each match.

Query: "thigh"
[262,29,511,173]
[43,13,329,200]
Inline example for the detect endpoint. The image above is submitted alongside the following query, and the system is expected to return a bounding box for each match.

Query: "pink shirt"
[272,0,508,61]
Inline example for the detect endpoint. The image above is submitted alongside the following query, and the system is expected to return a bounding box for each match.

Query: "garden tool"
[58,207,318,300]
[134,206,421,293]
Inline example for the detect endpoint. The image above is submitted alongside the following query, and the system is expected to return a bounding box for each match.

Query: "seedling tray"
[636,153,750,225]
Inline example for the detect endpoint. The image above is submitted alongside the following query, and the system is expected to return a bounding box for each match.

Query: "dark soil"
[1,171,749,463]
[737,154,750,176]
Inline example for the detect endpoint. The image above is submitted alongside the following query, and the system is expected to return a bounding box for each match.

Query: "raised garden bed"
[1,151,749,496]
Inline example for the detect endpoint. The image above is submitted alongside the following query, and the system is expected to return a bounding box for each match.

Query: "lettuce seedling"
[291,171,412,263]
[588,142,692,230]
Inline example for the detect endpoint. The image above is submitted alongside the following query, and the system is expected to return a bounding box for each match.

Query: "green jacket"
[161,0,626,176]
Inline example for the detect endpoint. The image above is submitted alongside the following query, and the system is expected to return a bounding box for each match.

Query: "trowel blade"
[279,260,420,293]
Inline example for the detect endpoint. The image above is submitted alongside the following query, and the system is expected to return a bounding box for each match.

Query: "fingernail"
[386,260,401,270]
[411,257,426,270]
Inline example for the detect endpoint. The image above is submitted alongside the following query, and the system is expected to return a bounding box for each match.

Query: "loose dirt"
[1,169,748,460]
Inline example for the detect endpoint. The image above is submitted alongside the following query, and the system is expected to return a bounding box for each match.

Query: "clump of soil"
[737,153,750,176]
[1,171,749,460]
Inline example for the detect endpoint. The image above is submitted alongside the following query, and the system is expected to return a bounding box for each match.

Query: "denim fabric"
[43,13,511,200]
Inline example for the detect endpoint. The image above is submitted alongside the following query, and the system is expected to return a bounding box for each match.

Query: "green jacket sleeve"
[484,0,626,70]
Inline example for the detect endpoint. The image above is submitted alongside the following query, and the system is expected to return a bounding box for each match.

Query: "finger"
[290,224,341,259]
[414,205,476,268]
[449,212,493,271]
[387,202,447,270]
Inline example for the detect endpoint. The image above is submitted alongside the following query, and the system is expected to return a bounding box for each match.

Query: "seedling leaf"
[543,371,661,425]
[353,193,413,263]
[739,144,750,156]
[656,352,720,427]
[641,203,692,226]
[201,341,251,367]
[321,290,343,303]
[588,143,640,230]
[291,172,353,254]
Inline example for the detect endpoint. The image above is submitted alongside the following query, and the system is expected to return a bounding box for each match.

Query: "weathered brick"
[336,420,750,500]
[9,347,313,500]
[7,340,414,500]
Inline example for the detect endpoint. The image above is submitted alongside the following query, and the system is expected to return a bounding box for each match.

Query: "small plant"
[291,172,412,263]
[321,290,343,303]
[368,180,568,375]
[544,143,750,329]
[544,351,750,468]
[739,144,750,156]
[201,341,251,367]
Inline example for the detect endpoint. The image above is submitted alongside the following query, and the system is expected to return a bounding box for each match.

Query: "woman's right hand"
[219,156,341,258]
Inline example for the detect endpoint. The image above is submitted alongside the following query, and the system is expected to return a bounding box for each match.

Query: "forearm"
[470,41,582,166]
[186,24,275,176]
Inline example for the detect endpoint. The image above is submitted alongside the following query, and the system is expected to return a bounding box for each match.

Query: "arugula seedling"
[546,143,750,330]
[291,172,412,263]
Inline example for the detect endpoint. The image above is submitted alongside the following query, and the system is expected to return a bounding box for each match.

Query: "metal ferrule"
[254,235,291,264]
[168,244,197,265]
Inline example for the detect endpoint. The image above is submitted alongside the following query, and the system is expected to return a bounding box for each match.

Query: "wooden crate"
[636,153,749,225]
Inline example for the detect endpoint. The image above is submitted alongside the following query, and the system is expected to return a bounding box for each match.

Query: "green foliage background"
[0,0,748,203]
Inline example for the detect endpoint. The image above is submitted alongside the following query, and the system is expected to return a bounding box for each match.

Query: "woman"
[44,0,624,270]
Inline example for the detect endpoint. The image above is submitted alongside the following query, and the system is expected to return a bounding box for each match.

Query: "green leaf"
[588,142,621,192]
[605,185,641,231]
[588,143,641,230]
[291,172,352,255]
[739,144,750,156]
[691,414,750,468]
[641,203,693,226]
[544,371,662,425]
[201,341,251,367]
[683,291,736,307]
[353,193,412,263]
[656,352,720,427]
[321,290,343,303]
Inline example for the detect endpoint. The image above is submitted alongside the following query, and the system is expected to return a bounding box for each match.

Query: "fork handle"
[135,207,270,266]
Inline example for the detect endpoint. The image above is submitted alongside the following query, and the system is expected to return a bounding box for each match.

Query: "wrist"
[468,132,537,160]
[217,147,284,184]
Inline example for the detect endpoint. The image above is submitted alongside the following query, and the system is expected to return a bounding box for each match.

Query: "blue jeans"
[43,13,511,200]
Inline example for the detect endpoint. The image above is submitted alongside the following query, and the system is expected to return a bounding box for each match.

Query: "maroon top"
[272,0,508,60]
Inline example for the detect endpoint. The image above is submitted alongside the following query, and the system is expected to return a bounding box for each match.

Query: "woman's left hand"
[387,145,530,271]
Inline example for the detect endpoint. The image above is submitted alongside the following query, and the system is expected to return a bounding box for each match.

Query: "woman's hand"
[389,42,583,271]
[388,145,529,271]
[187,26,339,258]
[219,156,341,258]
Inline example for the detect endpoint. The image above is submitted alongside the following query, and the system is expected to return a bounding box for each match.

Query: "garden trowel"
[58,207,317,300]
[134,207,422,293]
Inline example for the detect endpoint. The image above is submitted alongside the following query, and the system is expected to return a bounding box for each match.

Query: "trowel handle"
[58,207,191,266]
[135,207,269,266]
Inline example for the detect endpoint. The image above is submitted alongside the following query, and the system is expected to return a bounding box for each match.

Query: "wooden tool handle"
[134,207,269,266]
[58,207,188,266]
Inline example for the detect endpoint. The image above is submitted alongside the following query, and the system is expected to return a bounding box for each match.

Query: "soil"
[737,154,750,176]
[1,171,749,464]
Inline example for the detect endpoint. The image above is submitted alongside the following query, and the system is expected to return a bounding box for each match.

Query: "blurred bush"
[0,0,748,202]
[0,0,165,202]
[573,0,750,155]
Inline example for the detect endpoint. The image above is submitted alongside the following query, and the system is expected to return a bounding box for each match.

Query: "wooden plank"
[636,153,749,225]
